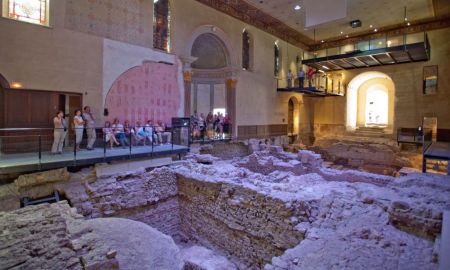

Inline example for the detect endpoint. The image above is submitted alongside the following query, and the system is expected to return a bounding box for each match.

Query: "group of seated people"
[103,118,172,149]
[191,111,231,140]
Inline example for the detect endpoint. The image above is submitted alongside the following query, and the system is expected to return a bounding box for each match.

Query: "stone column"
[179,56,197,117]
[183,70,192,117]
[225,78,237,136]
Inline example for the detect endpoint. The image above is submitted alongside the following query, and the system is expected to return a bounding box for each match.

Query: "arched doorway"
[346,71,395,133]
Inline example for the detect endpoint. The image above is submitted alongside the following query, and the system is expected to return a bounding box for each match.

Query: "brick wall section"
[177,176,304,269]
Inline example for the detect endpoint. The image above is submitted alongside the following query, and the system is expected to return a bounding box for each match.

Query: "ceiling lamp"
[294,5,301,10]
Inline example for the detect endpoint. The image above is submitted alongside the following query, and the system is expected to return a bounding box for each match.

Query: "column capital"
[225,78,238,88]
[179,55,198,69]
[183,70,193,82]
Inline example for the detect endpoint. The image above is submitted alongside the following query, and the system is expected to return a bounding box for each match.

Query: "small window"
[153,0,170,52]
[2,0,50,26]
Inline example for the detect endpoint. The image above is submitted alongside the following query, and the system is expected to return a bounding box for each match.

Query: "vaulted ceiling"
[194,0,450,50]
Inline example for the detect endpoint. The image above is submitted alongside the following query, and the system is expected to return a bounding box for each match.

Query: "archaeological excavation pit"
[0,143,449,270]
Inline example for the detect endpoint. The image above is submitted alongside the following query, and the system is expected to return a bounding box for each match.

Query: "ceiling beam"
[405,51,414,62]
[353,57,369,67]
[340,59,358,68]
[385,52,397,63]
[369,55,382,65]
[329,60,346,69]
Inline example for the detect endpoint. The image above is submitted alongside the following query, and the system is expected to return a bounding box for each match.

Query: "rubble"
[0,145,449,269]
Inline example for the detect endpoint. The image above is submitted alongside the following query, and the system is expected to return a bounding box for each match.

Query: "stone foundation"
[178,176,304,269]
[0,145,449,269]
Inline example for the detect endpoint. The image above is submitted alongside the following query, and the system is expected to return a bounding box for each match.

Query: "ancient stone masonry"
[309,136,415,175]
[177,176,304,269]
[173,146,450,269]
[67,167,181,237]
[0,144,449,269]
[0,202,118,270]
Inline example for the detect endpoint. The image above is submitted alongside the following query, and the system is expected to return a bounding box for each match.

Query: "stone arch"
[0,73,10,88]
[346,71,395,133]
[185,25,237,68]
[288,96,300,135]
[191,33,230,69]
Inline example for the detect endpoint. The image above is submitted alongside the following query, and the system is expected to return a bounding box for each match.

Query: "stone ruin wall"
[1,143,449,269]
[177,176,304,269]
[0,202,119,270]
[67,167,182,238]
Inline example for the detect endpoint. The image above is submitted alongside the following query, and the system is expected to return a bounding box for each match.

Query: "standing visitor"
[83,106,96,150]
[307,67,314,88]
[287,70,293,88]
[297,68,305,88]
[73,109,84,151]
[51,111,67,154]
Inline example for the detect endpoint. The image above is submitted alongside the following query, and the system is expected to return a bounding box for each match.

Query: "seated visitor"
[112,118,129,148]
[144,120,158,145]
[103,121,120,149]
[123,120,136,145]
[155,121,172,144]
[134,121,147,146]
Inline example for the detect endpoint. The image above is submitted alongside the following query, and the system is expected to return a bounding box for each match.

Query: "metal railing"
[0,123,190,171]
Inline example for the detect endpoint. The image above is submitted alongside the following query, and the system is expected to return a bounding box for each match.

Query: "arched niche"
[191,33,230,69]
[184,25,237,68]
[346,71,395,133]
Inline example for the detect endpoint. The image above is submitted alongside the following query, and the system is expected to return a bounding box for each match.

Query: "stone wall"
[0,202,119,270]
[199,141,250,160]
[67,167,182,237]
[177,176,304,269]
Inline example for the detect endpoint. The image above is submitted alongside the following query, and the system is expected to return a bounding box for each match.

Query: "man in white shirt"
[83,106,96,150]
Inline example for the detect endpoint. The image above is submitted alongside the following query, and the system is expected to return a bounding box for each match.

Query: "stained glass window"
[3,0,49,26]
[153,0,170,52]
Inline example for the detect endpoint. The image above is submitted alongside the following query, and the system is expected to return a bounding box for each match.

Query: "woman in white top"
[103,121,120,149]
[73,109,84,151]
